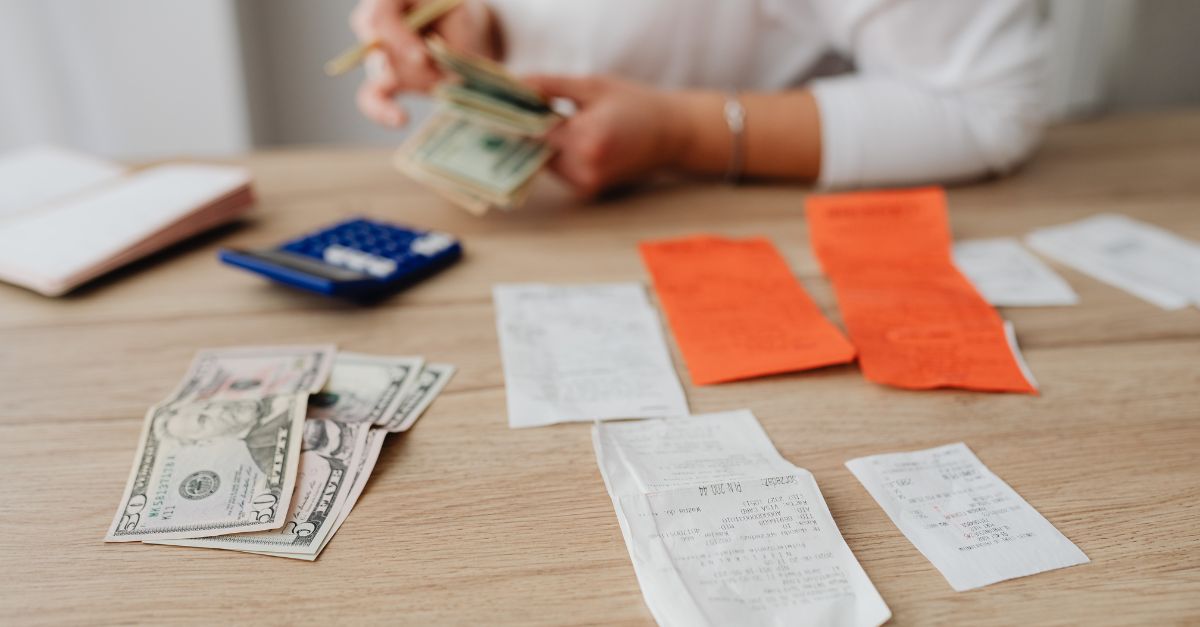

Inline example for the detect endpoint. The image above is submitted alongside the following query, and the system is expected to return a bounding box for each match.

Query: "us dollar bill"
[105,345,335,542]
[105,393,311,542]
[307,353,424,425]
[397,38,558,216]
[414,110,549,194]
[164,344,337,404]
[247,427,390,560]
[396,110,552,210]
[427,36,548,111]
[149,418,372,555]
[436,84,558,136]
[308,428,389,558]
[381,363,456,432]
[147,353,419,555]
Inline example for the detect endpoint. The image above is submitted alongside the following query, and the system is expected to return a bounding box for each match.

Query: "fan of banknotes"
[395,38,560,216]
[104,346,454,561]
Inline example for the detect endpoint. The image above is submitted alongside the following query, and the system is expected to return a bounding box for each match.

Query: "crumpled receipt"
[594,410,890,627]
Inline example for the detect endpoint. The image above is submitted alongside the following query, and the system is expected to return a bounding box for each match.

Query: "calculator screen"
[232,248,371,281]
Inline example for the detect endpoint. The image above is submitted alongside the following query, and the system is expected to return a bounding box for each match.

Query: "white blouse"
[486,0,1049,188]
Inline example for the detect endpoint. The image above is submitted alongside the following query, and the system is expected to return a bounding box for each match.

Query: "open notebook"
[0,146,253,296]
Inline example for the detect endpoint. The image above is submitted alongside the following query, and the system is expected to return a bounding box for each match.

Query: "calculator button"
[323,245,397,278]
[410,232,454,256]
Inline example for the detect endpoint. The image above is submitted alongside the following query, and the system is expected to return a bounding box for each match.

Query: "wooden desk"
[2,110,1198,625]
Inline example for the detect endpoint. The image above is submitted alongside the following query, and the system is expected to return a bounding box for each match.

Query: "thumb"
[522,74,604,105]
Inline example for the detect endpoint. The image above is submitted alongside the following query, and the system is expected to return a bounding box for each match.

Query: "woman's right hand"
[350,0,498,127]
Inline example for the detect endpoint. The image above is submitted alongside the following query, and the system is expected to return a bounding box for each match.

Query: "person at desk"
[352,0,1048,196]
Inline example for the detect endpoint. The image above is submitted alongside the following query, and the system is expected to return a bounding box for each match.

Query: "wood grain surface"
[1,110,1198,625]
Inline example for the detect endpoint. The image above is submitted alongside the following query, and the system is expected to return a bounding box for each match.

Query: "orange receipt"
[639,235,856,385]
[805,187,1036,394]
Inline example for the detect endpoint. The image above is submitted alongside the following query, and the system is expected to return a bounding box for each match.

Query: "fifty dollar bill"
[149,353,422,555]
[105,346,335,542]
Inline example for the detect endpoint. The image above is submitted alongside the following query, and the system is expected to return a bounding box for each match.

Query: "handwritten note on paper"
[806,187,1037,394]
[493,283,688,428]
[1027,214,1200,310]
[953,238,1078,307]
[846,443,1088,591]
[637,474,892,627]
[639,235,855,385]
[594,412,890,627]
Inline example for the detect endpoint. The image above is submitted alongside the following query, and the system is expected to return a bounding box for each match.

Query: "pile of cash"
[395,38,559,216]
[104,346,454,560]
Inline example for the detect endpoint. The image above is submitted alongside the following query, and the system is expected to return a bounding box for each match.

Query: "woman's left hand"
[523,75,690,198]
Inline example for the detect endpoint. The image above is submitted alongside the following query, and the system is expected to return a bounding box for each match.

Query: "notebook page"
[0,164,249,294]
[0,146,126,221]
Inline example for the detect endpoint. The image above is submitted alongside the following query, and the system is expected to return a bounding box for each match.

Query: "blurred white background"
[1,0,1197,159]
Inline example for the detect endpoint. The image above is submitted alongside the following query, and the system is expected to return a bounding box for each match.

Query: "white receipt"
[595,411,890,627]
[1026,214,1200,310]
[641,475,890,626]
[953,238,1078,307]
[1002,321,1038,391]
[846,443,1088,592]
[494,283,688,428]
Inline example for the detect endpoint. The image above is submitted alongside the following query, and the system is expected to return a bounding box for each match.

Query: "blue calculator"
[219,218,462,299]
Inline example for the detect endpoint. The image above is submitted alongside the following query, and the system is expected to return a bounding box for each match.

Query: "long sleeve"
[809,0,1050,188]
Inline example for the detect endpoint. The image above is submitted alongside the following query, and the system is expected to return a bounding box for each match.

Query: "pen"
[324,0,465,76]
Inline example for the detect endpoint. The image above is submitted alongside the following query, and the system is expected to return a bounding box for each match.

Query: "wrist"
[658,92,695,170]
[660,91,731,176]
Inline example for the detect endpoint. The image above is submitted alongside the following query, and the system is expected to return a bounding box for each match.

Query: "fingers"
[356,49,407,127]
[349,0,440,127]
[357,79,408,128]
[390,45,442,92]
[523,75,605,105]
[547,153,604,200]
[544,119,613,198]
[350,0,440,93]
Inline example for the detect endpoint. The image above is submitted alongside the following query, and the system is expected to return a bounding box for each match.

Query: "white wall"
[1105,0,1200,112]
[0,0,252,159]
[237,0,430,148]
[1044,0,1137,119]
